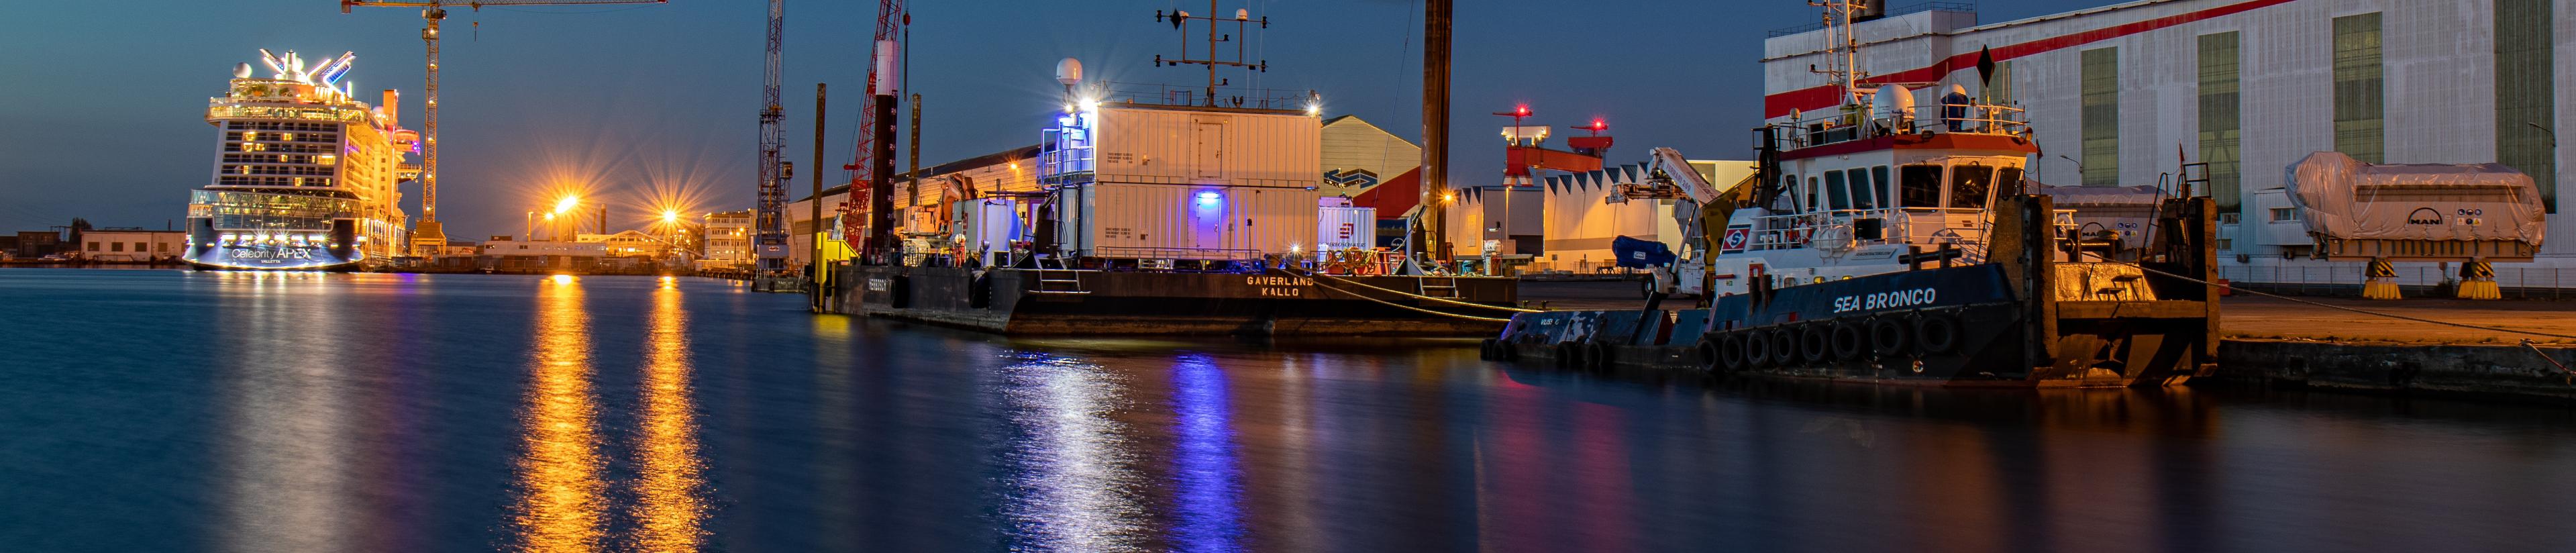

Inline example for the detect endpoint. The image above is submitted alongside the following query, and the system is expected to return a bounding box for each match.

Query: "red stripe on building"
[1763,0,2300,118]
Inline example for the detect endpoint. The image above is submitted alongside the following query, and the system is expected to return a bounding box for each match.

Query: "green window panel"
[2495,0,2557,212]
[2199,32,2243,213]
[2332,13,2384,163]
[2081,48,2120,186]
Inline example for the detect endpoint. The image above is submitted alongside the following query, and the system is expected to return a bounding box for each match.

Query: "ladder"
[1029,256,1090,295]
[1416,274,1461,299]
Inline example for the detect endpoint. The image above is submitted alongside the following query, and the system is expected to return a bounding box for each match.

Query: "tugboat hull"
[1486,196,2223,389]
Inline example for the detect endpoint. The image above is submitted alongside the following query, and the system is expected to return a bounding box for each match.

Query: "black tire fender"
[1870,316,1912,358]
[1587,342,1614,370]
[1744,329,1773,367]
[1696,338,1722,370]
[1718,332,1748,373]
[1798,323,1832,364]
[1553,342,1580,369]
[1914,310,1961,355]
[1830,319,1867,361]
[1767,327,1798,368]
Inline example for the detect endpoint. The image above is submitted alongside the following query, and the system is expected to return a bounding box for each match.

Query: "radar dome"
[1873,84,1915,122]
[1055,58,1084,87]
[234,62,254,79]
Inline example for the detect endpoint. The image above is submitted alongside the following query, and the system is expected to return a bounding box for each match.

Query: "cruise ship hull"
[181,216,365,271]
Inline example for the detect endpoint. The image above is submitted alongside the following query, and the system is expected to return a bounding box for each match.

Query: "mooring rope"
[1304,279,1513,323]
[2120,263,2576,342]
[1280,266,1547,313]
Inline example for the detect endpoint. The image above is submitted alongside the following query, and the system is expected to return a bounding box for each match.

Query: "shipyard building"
[1765,0,2572,285]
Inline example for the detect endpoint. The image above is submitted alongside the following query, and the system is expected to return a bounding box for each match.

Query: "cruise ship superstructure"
[185,48,417,270]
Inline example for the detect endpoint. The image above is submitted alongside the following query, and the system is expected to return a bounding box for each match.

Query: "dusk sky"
[0,0,2120,238]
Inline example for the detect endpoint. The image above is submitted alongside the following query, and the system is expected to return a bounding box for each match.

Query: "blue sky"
[0,0,2120,237]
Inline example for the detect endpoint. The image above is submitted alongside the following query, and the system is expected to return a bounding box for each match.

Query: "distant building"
[13,231,62,258]
[578,230,667,258]
[79,229,187,263]
[701,209,755,269]
[478,239,607,272]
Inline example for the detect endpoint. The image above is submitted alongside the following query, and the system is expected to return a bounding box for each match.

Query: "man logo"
[2406,207,2443,225]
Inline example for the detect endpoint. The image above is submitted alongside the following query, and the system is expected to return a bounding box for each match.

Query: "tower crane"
[755,0,788,272]
[839,0,905,264]
[340,0,667,256]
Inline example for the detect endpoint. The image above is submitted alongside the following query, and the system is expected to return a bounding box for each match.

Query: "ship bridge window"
[1806,177,1820,213]
[1844,168,1879,209]
[1824,170,1851,210]
[1998,167,2025,196]
[1870,166,1890,209]
[1949,164,1994,209]
[1899,165,1943,207]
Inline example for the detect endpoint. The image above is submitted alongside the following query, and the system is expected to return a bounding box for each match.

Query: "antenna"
[1153,1,1268,107]
[1807,1,1869,107]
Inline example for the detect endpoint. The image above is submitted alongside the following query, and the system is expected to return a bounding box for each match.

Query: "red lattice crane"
[839,0,905,262]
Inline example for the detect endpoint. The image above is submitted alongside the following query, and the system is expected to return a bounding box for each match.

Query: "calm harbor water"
[3,268,2575,552]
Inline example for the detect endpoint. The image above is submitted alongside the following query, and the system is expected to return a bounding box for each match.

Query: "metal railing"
[1777,102,2028,150]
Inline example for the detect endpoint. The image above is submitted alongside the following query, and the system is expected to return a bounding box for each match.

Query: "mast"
[1418,0,1451,262]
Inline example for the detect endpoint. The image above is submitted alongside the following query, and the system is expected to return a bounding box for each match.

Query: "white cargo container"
[1317,197,1376,250]
[1045,103,1323,260]
[959,198,1021,253]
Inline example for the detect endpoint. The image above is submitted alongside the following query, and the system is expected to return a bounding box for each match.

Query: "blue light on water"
[1170,354,1244,551]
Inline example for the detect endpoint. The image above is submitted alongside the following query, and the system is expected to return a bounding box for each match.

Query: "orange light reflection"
[514,279,606,552]
[629,284,708,550]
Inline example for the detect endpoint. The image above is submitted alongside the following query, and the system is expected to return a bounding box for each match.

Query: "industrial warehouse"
[1763,0,2571,291]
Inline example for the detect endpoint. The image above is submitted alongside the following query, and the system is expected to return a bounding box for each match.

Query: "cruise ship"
[184,49,417,270]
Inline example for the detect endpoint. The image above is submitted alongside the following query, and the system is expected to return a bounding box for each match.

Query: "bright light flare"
[554,195,581,215]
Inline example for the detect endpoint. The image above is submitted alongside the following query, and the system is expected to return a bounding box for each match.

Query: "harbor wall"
[2213,339,2576,403]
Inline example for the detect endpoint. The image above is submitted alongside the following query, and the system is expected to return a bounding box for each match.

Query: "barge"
[818,5,1519,336]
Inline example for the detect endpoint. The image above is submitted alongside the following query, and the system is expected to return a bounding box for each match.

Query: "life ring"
[1798,323,1833,364]
[1744,328,1774,367]
[1767,327,1798,368]
[1718,332,1748,373]
[1831,319,1867,361]
[1913,311,1961,355]
[1870,316,1912,358]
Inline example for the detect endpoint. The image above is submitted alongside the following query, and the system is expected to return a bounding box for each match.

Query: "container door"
[1192,119,1225,181]
[1189,189,1227,252]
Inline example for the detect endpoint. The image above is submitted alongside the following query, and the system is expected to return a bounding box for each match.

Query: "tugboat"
[1486,3,2220,387]
[821,3,1520,336]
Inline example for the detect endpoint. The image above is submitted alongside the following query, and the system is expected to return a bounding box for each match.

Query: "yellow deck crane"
[341,0,666,257]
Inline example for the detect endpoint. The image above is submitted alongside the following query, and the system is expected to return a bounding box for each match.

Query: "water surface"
[2,268,2573,552]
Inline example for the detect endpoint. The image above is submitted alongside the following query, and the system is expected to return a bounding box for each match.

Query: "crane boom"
[340,0,665,256]
[839,0,905,260]
[756,0,788,271]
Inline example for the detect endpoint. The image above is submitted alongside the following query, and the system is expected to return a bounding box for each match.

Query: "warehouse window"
[2495,0,2557,212]
[2332,13,2384,163]
[2270,207,2300,223]
[2080,48,2120,185]
[2199,32,2243,213]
